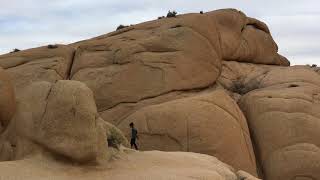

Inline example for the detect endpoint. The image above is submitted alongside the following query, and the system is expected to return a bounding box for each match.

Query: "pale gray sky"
[0,0,319,65]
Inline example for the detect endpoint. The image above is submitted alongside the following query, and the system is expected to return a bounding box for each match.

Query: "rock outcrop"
[0,80,111,163]
[0,150,260,180]
[209,9,289,66]
[0,45,75,96]
[0,67,16,131]
[0,8,317,180]
[239,67,320,179]
[118,89,257,175]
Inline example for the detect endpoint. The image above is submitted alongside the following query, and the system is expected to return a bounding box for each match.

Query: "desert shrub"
[47,44,58,49]
[10,48,20,53]
[312,64,317,68]
[158,16,165,19]
[167,10,177,18]
[200,11,204,14]
[231,81,246,95]
[116,24,129,31]
[107,128,122,148]
[106,126,128,149]
[230,78,260,95]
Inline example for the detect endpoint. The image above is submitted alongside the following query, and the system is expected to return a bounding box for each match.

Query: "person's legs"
[134,142,138,150]
[130,138,134,149]
[130,138,138,150]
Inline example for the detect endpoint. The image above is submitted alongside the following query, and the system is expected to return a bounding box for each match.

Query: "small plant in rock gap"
[116,24,129,31]
[47,44,58,49]
[167,10,177,18]
[10,48,20,53]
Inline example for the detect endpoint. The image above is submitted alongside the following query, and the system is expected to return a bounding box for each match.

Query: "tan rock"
[237,170,261,180]
[0,141,13,161]
[118,89,257,175]
[259,66,320,88]
[0,45,75,97]
[68,9,287,115]
[264,144,320,180]
[208,9,289,66]
[71,18,221,112]
[0,67,16,131]
[8,80,107,163]
[0,8,300,179]
[239,67,320,179]
[218,61,276,94]
[218,62,319,96]
[0,150,257,180]
[99,90,198,125]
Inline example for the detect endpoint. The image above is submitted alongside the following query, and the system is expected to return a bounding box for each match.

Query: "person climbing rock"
[129,122,139,150]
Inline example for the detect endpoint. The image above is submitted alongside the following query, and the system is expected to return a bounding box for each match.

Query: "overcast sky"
[0,0,319,65]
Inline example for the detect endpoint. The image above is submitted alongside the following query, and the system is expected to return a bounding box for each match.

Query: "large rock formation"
[0,8,317,180]
[0,150,259,180]
[0,80,111,163]
[0,45,75,96]
[118,89,257,175]
[239,67,320,179]
[0,67,16,132]
[209,9,289,66]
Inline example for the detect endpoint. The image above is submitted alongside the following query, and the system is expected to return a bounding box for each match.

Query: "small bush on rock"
[231,81,246,95]
[200,11,204,14]
[116,25,129,31]
[230,78,260,95]
[10,48,20,53]
[167,10,177,18]
[47,44,58,49]
[107,126,128,149]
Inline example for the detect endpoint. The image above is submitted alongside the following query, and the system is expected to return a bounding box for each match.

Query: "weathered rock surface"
[209,9,289,66]
[118,89,257,175]
[264,143,320,180]
[1,80,109,163]
[0,45,75,97]
[0,150,260,180]
[71,16,222,112]
[0,7,318,180]
[237,170,261,180]
[0,67,16,131]
[69,8,288,116]
[239,67,320,179]
[218,61,276,94]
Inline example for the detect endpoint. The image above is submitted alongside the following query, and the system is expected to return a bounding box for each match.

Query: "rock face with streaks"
[0,67,16,132]
[239,66,320,179]
[0,80,112,163]
[0,8,318,180]
[0,45,75,96]
[118,89,257,175]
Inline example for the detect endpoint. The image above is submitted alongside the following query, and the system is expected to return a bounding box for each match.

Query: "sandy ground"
[0,149,238,180]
